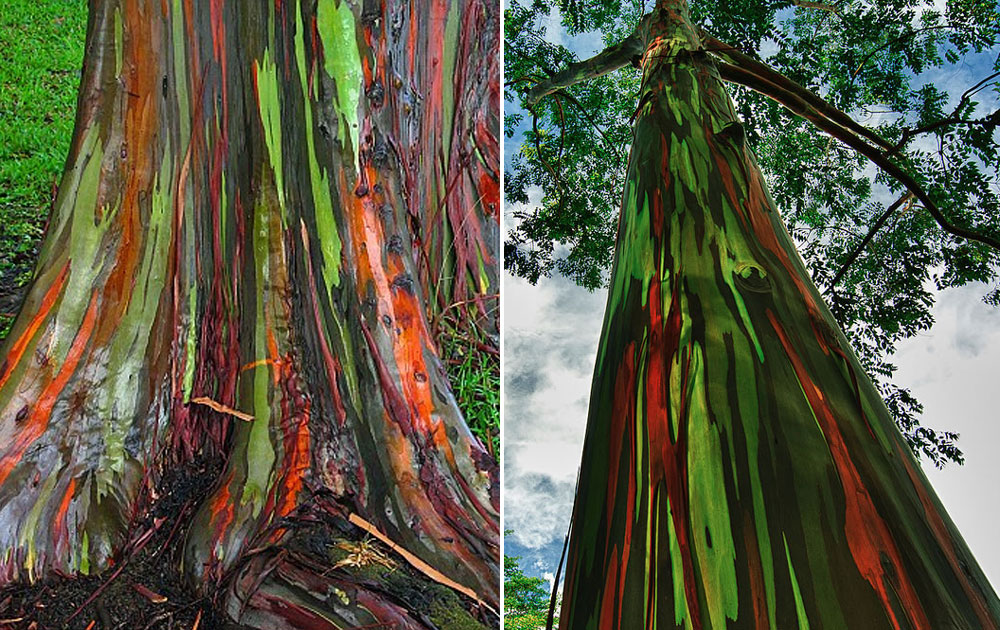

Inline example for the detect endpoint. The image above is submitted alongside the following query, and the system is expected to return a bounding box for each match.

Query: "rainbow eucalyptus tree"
[0,0,499,627]
[508,0,1000,627]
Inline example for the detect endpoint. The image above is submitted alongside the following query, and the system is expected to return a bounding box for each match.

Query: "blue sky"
[503,2,1000,592]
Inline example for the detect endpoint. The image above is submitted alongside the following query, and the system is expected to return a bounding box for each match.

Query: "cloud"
[504,267,607,551]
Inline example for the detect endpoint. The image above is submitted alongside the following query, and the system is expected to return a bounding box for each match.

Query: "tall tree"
[507,0,1000,466]
[0,0,499,627]
[508,0,1000,627]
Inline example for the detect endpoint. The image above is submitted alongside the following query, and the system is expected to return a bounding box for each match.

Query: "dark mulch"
[0,457,247,630]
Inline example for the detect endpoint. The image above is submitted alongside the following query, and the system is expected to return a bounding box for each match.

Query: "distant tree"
[504,548,553,630]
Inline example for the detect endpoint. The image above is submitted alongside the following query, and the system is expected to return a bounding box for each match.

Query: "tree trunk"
[0,0,499,627]
[557,2,1000,629]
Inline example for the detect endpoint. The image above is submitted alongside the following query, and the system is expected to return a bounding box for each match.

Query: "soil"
[0,456,248,630]
[0,455,498,630]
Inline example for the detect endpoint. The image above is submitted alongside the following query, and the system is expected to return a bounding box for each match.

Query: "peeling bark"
[0,0,499,626]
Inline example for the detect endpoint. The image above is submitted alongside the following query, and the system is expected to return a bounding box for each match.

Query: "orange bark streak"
[0,260,70,392]
[767,309,930,630]
[0,291,99,487]
[53,477,77,555]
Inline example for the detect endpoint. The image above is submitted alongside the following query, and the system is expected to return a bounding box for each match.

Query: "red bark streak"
[276,394,309,518]
[766,309,930,630]
[742,510,769,630]
[606,344,635,526]
[0,260,70,391]
[208,470,235,554]
[711,149,748,234]
[897,444,999,630]
[618,456,635,626]
[0,291,99,487]
[646,278,703,629]
[600,549,619,630]
[248,590,341,630]
[210,0,228,132]
[354,585,427,630]
[53,478,77,558]
[407,1,417,76]
[100,4,161,334]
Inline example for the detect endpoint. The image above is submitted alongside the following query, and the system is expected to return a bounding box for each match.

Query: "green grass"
[439,318,500,459]
[0,0,89,339]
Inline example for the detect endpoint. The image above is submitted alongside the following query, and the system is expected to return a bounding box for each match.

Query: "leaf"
[131,583,167,604]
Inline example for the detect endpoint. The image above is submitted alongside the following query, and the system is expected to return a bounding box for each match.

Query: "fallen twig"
[347,513,497,615]
[190,397,254,422]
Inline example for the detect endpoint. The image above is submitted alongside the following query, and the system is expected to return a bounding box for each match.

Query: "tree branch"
[851,25,959,80]
[791,0,840,12]
[891,110,1000,153]
[703,32,895,152]
[890,72,1000,154]
[714,60,1000,254]
[829,193,912,288]
[526,14,650,108]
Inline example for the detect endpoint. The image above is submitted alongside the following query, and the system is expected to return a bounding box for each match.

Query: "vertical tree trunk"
[0,0,499,626]
[557,2,1000,629]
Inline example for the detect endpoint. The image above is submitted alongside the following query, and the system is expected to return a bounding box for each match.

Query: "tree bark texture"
[0,0,499,626]
[557,3,1000,629]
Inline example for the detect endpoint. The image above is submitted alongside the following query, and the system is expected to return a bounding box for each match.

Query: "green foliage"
[504,543,553,630]
[0,0,88,340]
[505,0,1000,466]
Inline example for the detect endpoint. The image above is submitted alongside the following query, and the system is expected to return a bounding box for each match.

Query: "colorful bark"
[390,0,501,339]
[557,2,1000,629]
[0,0,498,626]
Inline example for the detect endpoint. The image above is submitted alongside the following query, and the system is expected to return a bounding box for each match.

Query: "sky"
[502,4,1000,593]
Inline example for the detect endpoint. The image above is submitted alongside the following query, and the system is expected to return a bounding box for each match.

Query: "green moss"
[314,531,487,629]
[429,592,489,630]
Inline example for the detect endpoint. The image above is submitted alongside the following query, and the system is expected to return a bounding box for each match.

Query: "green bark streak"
[296,2,342,290]
[54,129,110,364]
[316,0,362,172]
[20,472,58,581]
[170,0,189,145]
[98,154,174,495]
[256,50,285,211]
[440,0,460,161]
[244,192,277,512]
[783,535,810,630]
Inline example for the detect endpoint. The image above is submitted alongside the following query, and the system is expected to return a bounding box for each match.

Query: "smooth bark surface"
[556,2,1000,629]
[0,0,498,626]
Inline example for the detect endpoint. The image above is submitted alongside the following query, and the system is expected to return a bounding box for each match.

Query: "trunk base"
[0,453,495,629]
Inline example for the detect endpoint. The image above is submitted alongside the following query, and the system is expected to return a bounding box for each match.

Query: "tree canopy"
[505,0,1000,466]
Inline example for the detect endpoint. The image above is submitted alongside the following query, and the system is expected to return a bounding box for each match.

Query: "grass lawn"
[0,0,89,338]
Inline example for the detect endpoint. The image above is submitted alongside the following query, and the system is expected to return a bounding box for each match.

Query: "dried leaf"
[132,583,168,603]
